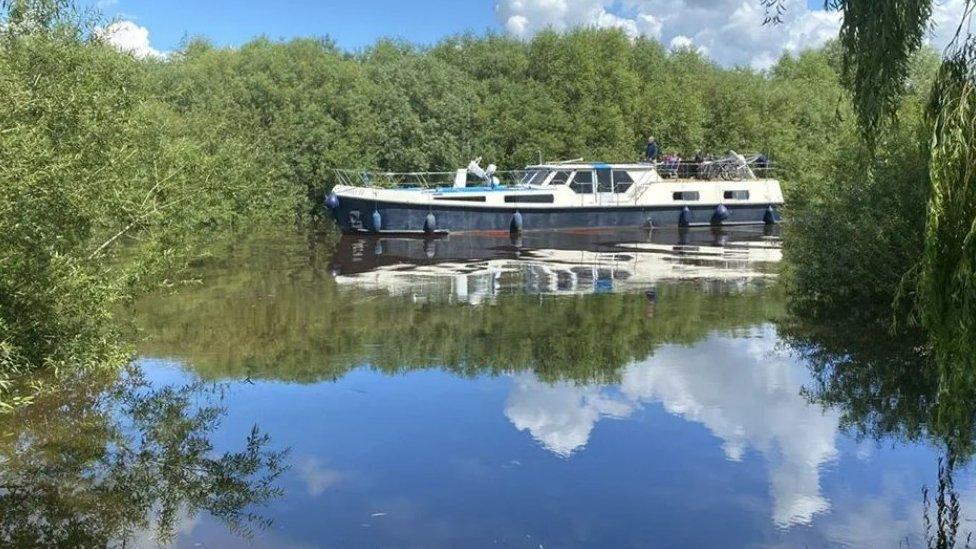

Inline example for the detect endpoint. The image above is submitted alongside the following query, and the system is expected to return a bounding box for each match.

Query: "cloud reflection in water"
[504,326,840,527]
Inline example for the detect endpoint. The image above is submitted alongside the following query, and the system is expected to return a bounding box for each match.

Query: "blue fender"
[679,206,693,227]
[711,204,730,225]
[424,212,437,234]
[764,205,780,225]
[510,212,524,233]
[371,210,382,232]
[325,193,339,210]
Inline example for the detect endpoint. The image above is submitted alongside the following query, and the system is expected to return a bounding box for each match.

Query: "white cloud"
[505,375,633,457]
[822,494,922,547]
[930,0,973,51]
[506,14,532,35]
[496,0,664,39]
[123,506,202,547]
[495,0,842,68]
[297,457,343,496]
[669,34,693,49]
[636,13,664,38]
[496,0,976,68]
[668,33,708,56]
[618,328,840,527]
[97,20,166,59]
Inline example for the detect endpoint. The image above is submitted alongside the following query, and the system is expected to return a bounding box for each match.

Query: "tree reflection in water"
[131,233,783,386]
[121,232,976,543]
[783,318,976,548]
[0,367,287,547]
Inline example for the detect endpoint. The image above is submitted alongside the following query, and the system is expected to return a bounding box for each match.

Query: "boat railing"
[652,163,775,180]
[651,154,775,181]
[333,156,777,189]
[333,168,531,189]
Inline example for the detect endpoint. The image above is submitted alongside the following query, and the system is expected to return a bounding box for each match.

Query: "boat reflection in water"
[328,226,780,301]
[122,228,965,546]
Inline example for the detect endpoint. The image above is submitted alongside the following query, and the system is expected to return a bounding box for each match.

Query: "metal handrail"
[332,157,777,189]
[332,168,532,189]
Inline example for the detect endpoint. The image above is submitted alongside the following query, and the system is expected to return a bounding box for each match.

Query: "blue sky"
[92,0,965,69]
[93,0,826,52]
[93,0,500,52]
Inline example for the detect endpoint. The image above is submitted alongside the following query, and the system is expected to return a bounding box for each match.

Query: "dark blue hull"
[330,196,779,234]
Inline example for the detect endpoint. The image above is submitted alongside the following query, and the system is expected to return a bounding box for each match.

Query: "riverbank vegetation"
[777,1,976,339]
[0,0,297,409]
[4,1,976,541]
[781,50,936,322]
[0,0,849,409]
[1,0,972,412]
[774,2,976,474]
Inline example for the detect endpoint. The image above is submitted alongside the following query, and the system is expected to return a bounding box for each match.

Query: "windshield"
[519,170,547,185]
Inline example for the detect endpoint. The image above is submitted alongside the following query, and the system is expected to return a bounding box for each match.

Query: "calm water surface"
[10,228,972,547]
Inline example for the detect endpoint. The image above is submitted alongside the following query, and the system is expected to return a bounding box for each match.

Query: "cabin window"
[596,169,613,193]
[505,194,554,203]
[549,170,571,185]
[569,171,594,194]
[613,171,634,193]
[521,170,547,185]
[434,195,487,202]
[724,190,749,200]
[673,191,700,201]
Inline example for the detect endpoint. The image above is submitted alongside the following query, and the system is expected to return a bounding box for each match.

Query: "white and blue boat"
[326,154,783,235]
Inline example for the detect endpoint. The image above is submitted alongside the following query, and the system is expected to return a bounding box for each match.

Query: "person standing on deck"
[693,150,705,179]
[644,137,659,162]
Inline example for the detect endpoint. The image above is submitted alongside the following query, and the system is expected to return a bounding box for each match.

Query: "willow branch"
[87,218,140,260]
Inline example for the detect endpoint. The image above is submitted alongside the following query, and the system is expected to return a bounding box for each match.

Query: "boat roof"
[524,162,655,170]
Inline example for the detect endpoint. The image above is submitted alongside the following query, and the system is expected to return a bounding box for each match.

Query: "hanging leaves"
[761,0,788,25]
[831,0,934,146]
[761,1,935,146]
[917,36,976,436]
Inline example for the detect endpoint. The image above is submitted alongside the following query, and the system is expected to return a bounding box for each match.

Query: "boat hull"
[329,195,779,234]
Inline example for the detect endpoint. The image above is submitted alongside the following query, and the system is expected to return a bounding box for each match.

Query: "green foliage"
[800,2,976,454]
[363,41,481,170]
[785,315,976,543]
[0,1,296,407]
[916,37,976,444]
[783,318,937,445]
[161,36,372,207]
[782,49,937,321]
[830,0,934,144]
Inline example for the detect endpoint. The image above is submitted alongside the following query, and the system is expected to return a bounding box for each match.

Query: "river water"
[7,228,971,547]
